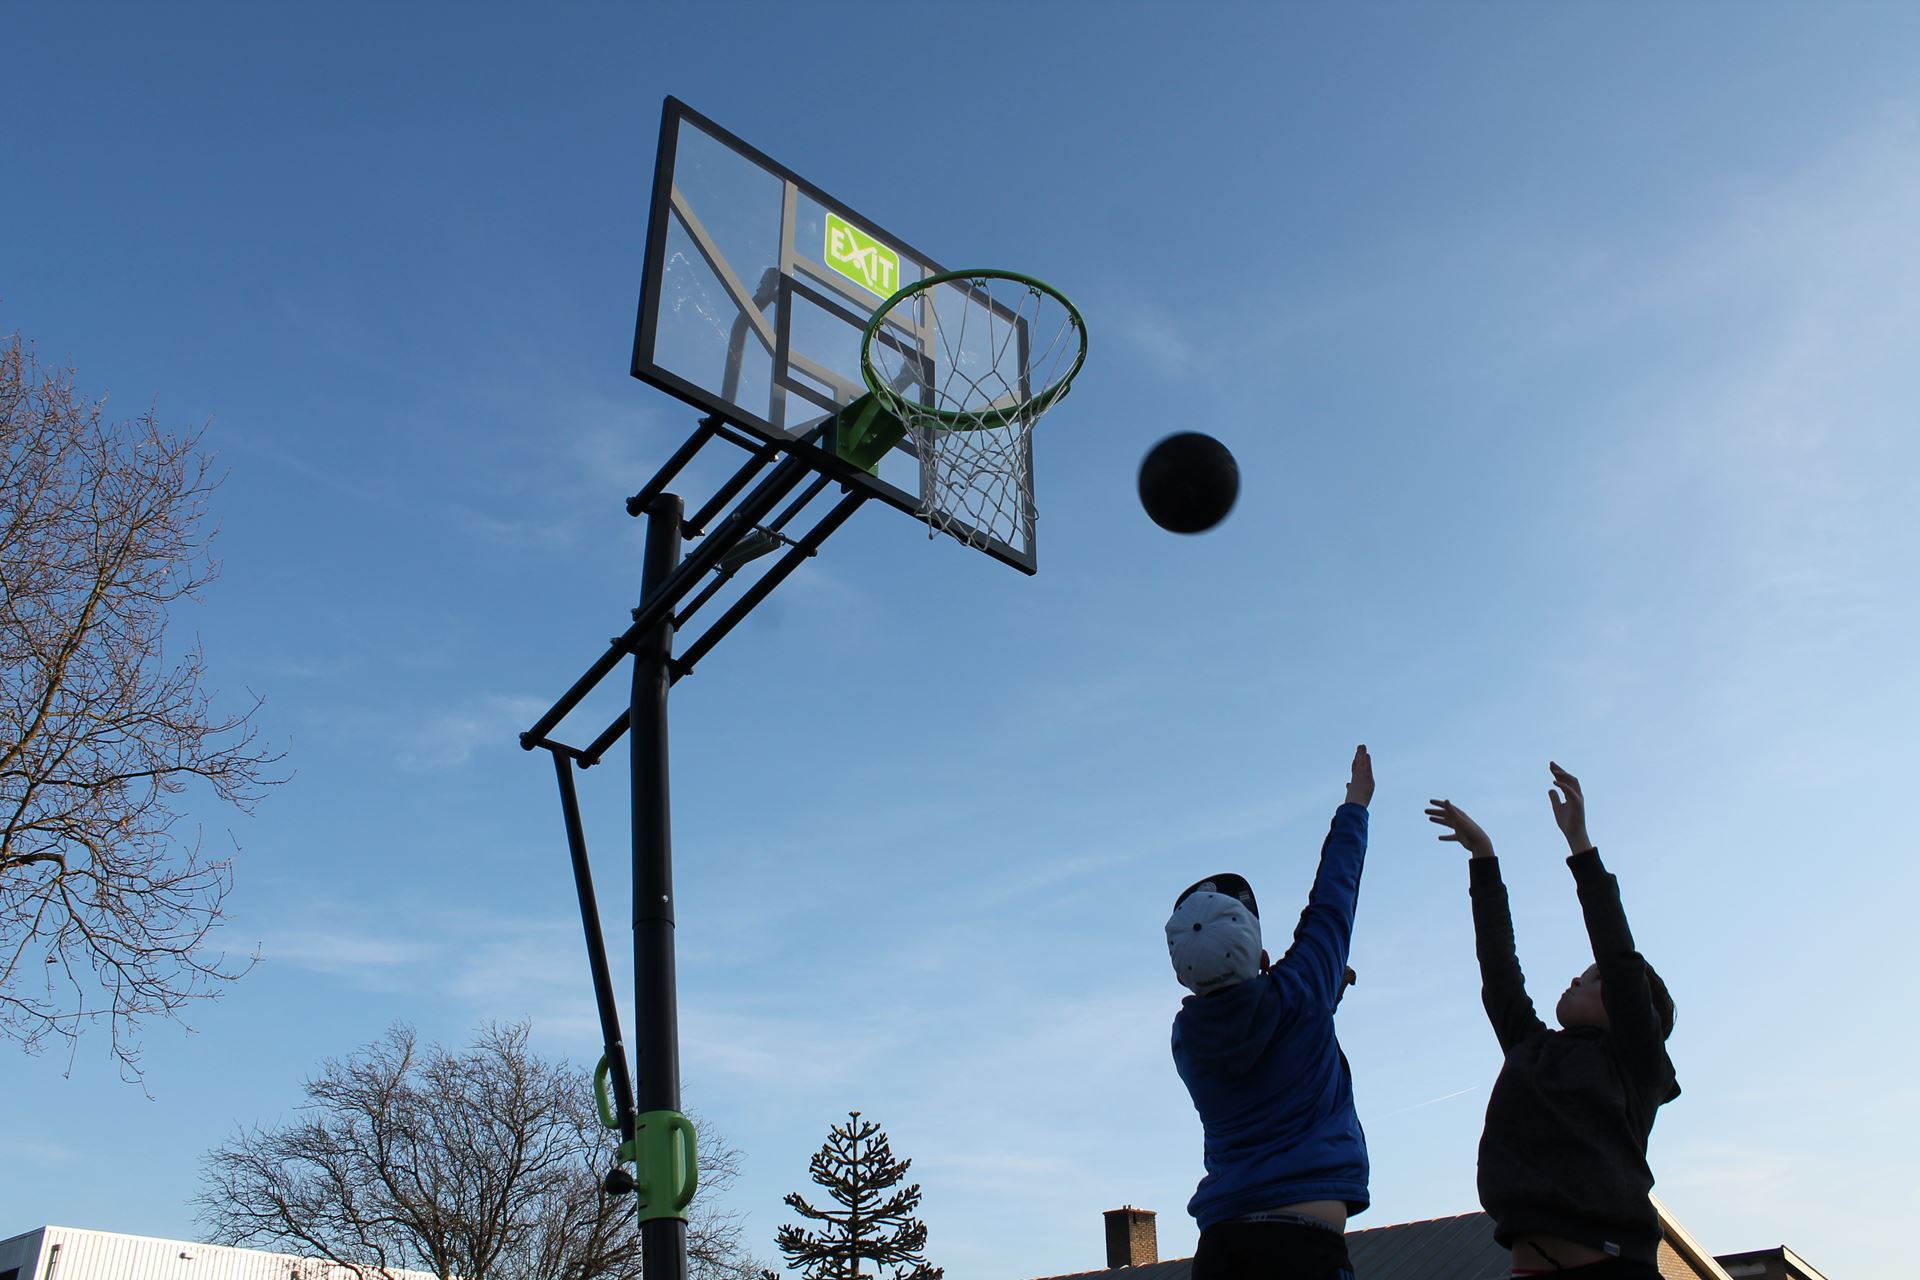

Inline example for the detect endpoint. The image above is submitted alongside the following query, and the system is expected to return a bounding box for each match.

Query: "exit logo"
[824,213,900,298]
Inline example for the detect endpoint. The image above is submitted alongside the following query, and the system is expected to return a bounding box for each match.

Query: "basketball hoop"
[848,269,1087,553]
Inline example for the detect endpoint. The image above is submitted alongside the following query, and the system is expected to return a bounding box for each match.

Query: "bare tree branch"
[197,1022,766,1280]
[1,332,282,1079]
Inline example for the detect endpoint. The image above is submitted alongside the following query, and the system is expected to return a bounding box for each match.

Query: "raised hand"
[1345,744,1374,808]
[1548,761,1592,852]
[1426,798,1495,859]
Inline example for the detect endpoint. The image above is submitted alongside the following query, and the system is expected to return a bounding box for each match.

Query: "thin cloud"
[215,430,389,506]
[1564,110,1920,715]
[267,930,438,981]
[680,1006,893,1092]
[396,693,550,771]
[254,654,358,681]
[1,1138,82,1165]
[443,920,585,1008]
[1660,1142,1798,1200]
[968,780,1336,906]
[265,905,605,1031]
[443,504,583,552]
[1109,299,1201,381]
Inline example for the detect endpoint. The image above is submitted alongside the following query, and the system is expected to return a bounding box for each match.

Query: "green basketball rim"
[859,268,1088,432]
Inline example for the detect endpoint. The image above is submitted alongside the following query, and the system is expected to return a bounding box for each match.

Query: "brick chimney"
[1103,1206,1158,1268]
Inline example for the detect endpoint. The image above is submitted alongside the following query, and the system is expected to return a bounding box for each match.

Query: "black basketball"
[1137,432,1240,534]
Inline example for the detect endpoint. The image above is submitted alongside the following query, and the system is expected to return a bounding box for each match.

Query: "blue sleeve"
[1276,803,1367,1008]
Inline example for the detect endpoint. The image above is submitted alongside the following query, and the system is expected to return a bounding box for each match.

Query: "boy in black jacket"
[1427,763,1679,1280]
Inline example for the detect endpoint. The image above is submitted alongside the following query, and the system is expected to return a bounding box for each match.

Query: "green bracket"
[834,393,907,474]
[595,1058,698,1224]
[629,1110,698,1223]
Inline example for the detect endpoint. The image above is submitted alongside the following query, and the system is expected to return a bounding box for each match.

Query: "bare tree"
[198,1022,765,1280]
[1,333,277,1078]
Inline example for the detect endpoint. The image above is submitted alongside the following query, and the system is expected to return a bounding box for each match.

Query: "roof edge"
[1652,1194,1737,1280]
[1778,1244,1831,1280]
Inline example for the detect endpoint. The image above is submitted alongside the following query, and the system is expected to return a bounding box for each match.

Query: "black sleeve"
[1469,856,1546,1051]
[1568,847,1671,1085]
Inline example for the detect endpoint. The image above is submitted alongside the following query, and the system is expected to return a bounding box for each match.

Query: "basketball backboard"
[631,97,1042,572]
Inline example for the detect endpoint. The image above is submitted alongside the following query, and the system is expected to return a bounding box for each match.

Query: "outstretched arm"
[1552,764,1669,1074]
[1278,746,1370,1007]
[1428,799,1545,1051]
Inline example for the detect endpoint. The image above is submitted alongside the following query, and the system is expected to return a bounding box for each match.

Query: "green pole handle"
[593,1056,620,1132]
[635,1109,699,1222]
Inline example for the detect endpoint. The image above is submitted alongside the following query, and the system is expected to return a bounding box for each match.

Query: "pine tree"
[764,1111,943,1280]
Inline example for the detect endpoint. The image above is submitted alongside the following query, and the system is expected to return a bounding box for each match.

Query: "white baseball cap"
[1166,882,1263,995]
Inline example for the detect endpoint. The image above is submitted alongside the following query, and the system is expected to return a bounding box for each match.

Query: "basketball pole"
[525,422,858,1278]
[523,378,1064,1265]
[633,493,687,1280]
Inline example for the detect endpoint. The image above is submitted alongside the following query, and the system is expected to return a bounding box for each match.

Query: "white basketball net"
[865,274,1085,553]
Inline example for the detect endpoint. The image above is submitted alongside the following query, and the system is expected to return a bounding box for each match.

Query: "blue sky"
[4,5,1918,1278]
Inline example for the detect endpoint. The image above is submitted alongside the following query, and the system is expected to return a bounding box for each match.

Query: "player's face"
[1556,963,1609,1029]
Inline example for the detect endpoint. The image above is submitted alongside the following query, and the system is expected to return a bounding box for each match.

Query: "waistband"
[1224,1209,1343,1233]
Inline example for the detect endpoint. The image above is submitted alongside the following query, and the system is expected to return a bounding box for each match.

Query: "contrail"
[1373,1085,1482,1121]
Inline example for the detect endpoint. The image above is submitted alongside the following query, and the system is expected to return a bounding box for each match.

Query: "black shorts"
[1192,1219,1355,1280]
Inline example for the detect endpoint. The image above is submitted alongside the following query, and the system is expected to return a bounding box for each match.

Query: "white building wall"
[0,1227,441,1280]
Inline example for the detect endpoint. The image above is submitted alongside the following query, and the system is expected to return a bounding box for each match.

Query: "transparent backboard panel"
[633,98,1038,571]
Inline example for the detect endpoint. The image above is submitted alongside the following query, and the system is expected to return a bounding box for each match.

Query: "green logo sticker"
[824,213,900,298]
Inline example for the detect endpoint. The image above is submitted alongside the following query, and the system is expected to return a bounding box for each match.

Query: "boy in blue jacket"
[1166,744,1372,1280]
[1427,763,1679,1280]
